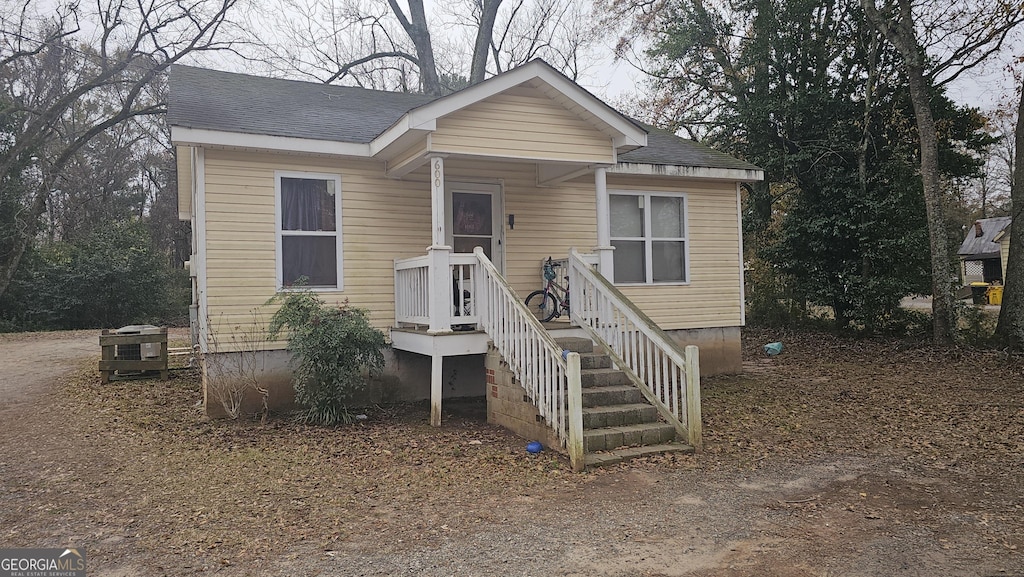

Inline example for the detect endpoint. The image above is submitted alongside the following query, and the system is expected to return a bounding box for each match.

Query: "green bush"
[0,220,188,331]
[267,290,387,425]
[745,257,806,328]
[956,302,998,347]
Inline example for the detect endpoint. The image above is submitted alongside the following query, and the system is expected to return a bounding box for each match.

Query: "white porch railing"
[474,248,586,467]
[450,253,480,325]
[394,255,430,325]
[568,249,703,449]
[394,253,480,327]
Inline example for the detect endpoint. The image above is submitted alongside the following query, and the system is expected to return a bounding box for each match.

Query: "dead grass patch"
[4,366,576,569]
[3,329,1023,573]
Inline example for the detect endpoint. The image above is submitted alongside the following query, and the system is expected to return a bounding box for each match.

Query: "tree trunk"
[861,0,956,343]
[905,65,956,343]
[994,84,1024,349]
[407,0,441,95]
[388,0,442,95]
[470,0,503,85]
[0,187,49,301]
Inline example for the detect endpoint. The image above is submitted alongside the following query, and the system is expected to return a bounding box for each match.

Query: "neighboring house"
[169,60,763,466]
[958,217,1011,284]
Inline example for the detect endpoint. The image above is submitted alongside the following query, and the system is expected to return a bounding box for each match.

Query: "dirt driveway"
[0,329,1022,576]
[0,330,99,408]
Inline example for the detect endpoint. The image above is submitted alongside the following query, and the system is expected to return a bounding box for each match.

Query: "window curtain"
[282,178,334,231]
[281,177,337,286]
[282,237,337,286]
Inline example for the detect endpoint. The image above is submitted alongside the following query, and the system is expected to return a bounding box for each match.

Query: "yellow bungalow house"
[170,60,763,468]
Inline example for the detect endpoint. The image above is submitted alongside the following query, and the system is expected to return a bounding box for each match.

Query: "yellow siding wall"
[200,150,743,350]
[438,158,598,298]
[202,149,430,351]
[414,162,743,329]
[429,86,615,164]
[609,176,742,328]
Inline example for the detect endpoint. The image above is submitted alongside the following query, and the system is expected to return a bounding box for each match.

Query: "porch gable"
[428,85,617,165]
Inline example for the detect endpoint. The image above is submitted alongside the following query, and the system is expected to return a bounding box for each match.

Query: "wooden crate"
[99,328,168,383]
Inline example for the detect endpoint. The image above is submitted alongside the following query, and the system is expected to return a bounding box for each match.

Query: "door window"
[452,191,493,260]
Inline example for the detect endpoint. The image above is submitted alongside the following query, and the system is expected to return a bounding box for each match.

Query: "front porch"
[390,245,592,428]
[378,117,703,469]
[389,245,703,471]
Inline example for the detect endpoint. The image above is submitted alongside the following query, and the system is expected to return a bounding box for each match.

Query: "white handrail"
[568,249,702,449]
[474,247,582,464]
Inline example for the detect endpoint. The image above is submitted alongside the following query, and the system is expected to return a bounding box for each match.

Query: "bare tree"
[248,0,501,94]
[249,0,600,94]
[241,0,420,90]
[488,0,595,79]
[861,0,1024,343]
[995,82,1024,348]
[977,104,1019,216]
[0,0,243,301]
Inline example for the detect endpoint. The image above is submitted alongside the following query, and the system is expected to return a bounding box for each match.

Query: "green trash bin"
[970,282,989,305]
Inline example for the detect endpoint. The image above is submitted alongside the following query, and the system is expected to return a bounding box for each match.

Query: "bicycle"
[525,257,570,322]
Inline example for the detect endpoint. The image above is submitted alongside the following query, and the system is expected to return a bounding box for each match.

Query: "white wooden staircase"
[393,248,702,470]
[554,336,693,467]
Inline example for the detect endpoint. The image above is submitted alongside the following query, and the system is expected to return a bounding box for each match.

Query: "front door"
[446,182,503,271]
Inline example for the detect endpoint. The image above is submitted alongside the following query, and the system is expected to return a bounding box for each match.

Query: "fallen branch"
[781,496,818,504]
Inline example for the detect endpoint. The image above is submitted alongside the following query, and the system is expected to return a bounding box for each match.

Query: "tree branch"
[322,50,420,84]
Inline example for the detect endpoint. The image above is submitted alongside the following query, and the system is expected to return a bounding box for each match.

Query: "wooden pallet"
[99,328,168,383]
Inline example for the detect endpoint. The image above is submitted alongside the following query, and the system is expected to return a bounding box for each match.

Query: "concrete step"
[555,337,593,354]
[583,422,677,452]
[580,384,644,407]
[584,443,694,468]
[580,367,630,388]
[582,403,660,429]
[579,352,611,370]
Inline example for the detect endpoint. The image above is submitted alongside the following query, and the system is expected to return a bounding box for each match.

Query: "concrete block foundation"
[665,326,742,375]
[202,347,486,418]
[200,325,740,421]
[484,347,563,454]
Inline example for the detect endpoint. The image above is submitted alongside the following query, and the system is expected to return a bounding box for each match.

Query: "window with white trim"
[275,171,343,289]
[610,192,688,284]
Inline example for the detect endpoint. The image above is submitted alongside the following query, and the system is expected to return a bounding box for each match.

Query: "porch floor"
[390,321,586,356]
[390,327,489,357]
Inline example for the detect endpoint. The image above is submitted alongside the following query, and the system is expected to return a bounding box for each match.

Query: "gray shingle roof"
[168,66,434,144]
[168,65,761,172]
[958,216,1011,259]
[618,126,760,171]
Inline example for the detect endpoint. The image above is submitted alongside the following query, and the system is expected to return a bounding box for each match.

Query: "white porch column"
[430,352,443,426]
[594,166,615,280]
[427,155,452,335]
[430,155,447,246]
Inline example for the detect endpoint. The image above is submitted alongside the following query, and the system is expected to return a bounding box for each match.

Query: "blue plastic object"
[562,349,570,360]
[763,342,784,356]
[526,441,543,454]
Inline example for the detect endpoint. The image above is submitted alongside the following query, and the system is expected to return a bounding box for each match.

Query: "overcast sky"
[590,24,1023,113]
[165,0,1024,113]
